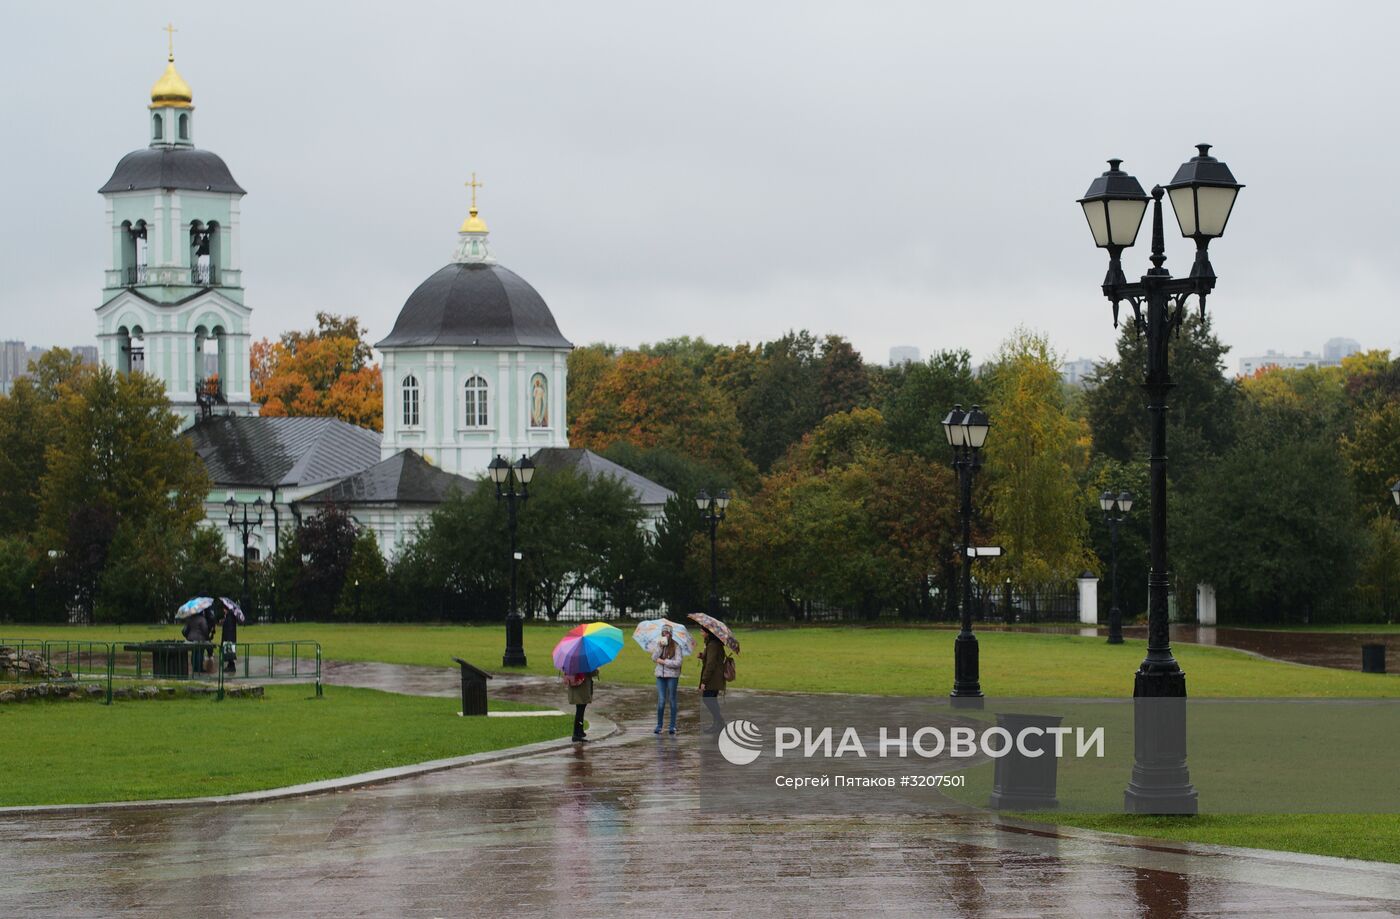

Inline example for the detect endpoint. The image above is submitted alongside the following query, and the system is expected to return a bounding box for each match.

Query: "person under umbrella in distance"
[553,623,624,744]
[689,612,738,733]
[219,598,244,675]
[651,624,685,735]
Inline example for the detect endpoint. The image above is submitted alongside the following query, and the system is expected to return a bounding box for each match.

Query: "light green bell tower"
[96,24,255,429]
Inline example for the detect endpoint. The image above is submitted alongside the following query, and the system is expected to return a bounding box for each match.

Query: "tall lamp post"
[696,489,730,617]
[490,454,535,667]
[942,404,990,705]
[1387,481,1400,623]
[1079,143,1242,814]
[224,496,265,617]
[1099,490,1134,644]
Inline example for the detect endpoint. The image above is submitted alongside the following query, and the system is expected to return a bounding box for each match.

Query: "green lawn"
[5,622,1395,698]
[7,621,1400,862]
[0,684,571,807]
[1037,814,1400,864]
[1236,623,1400,633]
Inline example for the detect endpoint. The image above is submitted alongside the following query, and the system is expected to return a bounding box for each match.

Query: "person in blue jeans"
[652,625,683,734]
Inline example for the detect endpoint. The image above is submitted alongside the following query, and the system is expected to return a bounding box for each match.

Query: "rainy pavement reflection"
[2,667,1398,917]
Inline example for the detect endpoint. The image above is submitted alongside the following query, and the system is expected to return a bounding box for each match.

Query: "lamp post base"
[1107,607,1124,644]
[1123,668,1197,815]
[950,633,984,707]
[502,616,527,668]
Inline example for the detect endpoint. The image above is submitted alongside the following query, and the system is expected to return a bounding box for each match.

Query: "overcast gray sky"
[2,1,1396,370]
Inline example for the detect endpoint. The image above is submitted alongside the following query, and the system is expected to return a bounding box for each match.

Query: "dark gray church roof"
[99,147,246,195]
[299,450,480,506]
[530,448,674,508]
[185,416,381,488]
[375,263,572,349]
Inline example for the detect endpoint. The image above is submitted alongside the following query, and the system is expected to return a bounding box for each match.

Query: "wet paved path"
[2,664,1398,917]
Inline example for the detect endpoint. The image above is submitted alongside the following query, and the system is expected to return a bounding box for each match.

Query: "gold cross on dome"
[465,172,483,210]
[163,22,178,60]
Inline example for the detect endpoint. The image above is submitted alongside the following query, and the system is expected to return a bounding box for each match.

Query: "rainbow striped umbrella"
[552,622,625,675]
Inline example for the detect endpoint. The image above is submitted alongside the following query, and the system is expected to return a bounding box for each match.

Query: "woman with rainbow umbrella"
[553,622,624,743]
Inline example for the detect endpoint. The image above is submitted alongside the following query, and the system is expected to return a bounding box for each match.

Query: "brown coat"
[567,673,595,705]
[699,634,727,691]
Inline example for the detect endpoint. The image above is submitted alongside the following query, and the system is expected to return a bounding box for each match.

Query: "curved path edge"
[993,816,1400,897]
[0,714,615,817]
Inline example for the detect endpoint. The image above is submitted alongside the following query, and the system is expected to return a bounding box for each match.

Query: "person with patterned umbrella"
[688,613,738,733]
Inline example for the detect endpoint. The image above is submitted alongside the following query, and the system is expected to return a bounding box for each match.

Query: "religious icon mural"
[529,373,549,427]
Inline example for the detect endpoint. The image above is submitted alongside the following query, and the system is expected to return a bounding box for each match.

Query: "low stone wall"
[0,646,66,682]
[0,682,264,704]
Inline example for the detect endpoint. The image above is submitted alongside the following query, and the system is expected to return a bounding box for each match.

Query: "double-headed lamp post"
[942,404,990,705]
[224,496,265,617]
[1099,490,1134,645]
[1079,143,1243,814]
[1387,481,1400,623]
[489,454,535,667]
[695,489,730,617]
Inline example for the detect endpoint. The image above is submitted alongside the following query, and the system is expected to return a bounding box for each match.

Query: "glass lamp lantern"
[1078,159,1149,250]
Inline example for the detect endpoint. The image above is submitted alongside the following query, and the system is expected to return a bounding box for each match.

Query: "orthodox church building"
[98,46,670,562]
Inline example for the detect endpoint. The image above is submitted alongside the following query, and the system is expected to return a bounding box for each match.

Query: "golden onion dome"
[150,58,193,109]
[459,206,489,234]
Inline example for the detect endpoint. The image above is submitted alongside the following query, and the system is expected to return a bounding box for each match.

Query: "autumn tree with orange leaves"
[251,313,383,431]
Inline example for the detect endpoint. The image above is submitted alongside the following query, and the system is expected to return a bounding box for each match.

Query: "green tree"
[338,531,390,620]
[1176,438,1360,622]
[570,351,755,487]
[816,334,872,418]
[1083,314,1237,473]
[1357,511,1400,623]
[982,329,1094,591]
[293,504,361,619]
[875,350,981,459]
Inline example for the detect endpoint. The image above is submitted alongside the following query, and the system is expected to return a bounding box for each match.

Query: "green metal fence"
[2,638,322,704]
[1,638,114,704]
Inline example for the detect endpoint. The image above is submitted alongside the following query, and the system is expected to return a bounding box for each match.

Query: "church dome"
[99,147,245,194]
[376,262,572,349]
[150,59,193,108]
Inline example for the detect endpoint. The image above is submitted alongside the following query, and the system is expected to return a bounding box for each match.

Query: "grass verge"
[4,622,1395,698]
[1034,813,1400,864]
[0,684,570,807]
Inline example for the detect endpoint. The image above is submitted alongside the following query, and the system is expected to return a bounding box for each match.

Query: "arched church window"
[152,113,164,141]
[122,221,148,285]
[402,375,420,427]
[464,376,489,427]
[191,222,217,285]
[178,113,189,140]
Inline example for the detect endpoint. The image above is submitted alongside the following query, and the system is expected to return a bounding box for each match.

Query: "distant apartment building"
[1060,357,1099,387]
[1323,337,1361,363]
[0,341,100,393]
[1,341,26,384]
[888,345,920,367]
[1239,338,1363,377]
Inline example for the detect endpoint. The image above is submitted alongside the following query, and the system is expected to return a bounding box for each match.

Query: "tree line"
[3,316,1397,625]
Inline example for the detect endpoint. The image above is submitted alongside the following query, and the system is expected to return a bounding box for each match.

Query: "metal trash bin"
[452,657,492,716]
[1363,643,1386,674]
[988,712,1063,810]
[125,642,192,679]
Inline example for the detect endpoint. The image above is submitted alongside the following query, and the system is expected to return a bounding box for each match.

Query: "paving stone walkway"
[1,662,1397,917]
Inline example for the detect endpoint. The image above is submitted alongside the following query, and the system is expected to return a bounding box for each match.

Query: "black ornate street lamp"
[942,403,990,705]
[1099,490,1134,645]
[1079,143,1243,814]
[695,489,730,617]
[224,496,265,617]
[490,453,535,667]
